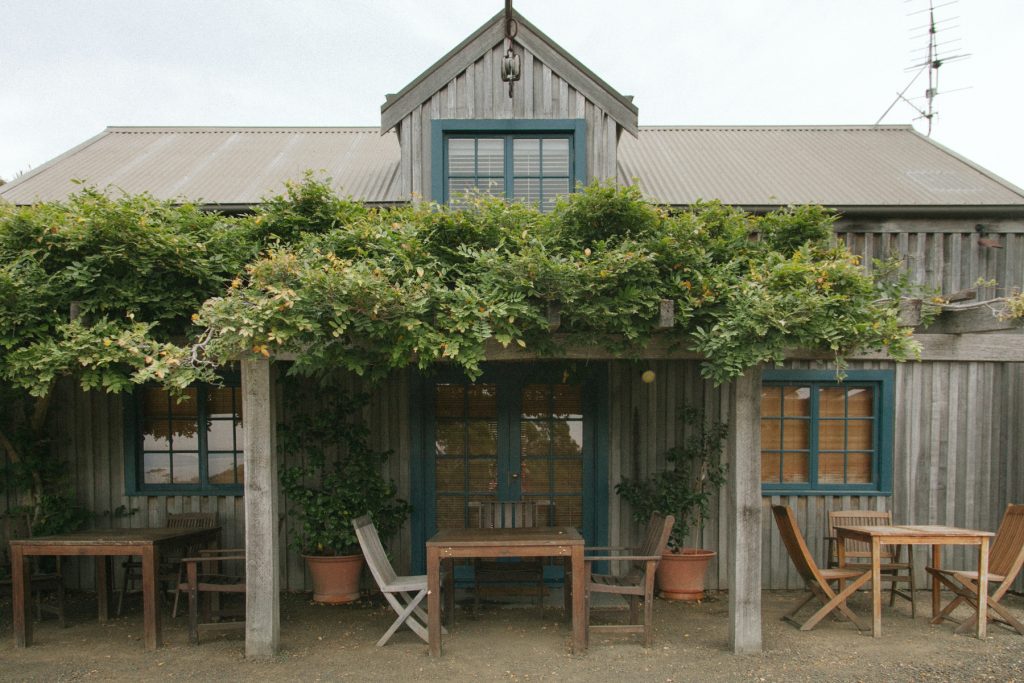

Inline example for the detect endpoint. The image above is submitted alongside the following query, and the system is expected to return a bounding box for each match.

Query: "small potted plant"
[615,406,728,601]
[279,385,411,604]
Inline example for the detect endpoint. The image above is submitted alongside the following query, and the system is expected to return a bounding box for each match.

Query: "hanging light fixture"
[500,0,520,98]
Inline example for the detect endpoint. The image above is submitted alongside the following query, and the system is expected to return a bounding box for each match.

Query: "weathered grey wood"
[241,358,279,658]
[924,302,1022,334]
[727,367,762,654]
[380,20,507,132]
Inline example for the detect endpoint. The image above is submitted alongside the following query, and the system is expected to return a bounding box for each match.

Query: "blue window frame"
[124,377,244,496]
[760,369,894,495]
[431,119,586,211]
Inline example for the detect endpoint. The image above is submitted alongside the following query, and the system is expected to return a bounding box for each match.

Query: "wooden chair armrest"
[181,554,246,564]
[196,548,245,556]
[585,546,635,552]
[585,554,661,563]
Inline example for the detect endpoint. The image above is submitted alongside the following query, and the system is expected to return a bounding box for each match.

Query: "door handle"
[511,472,519,479]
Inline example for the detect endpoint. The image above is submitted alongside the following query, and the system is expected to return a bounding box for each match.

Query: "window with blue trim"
[432,119,585,212]
[760,370,893,495]
[125,379,244,495]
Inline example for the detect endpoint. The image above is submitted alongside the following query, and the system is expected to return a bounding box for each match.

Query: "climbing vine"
[193,179,920,383]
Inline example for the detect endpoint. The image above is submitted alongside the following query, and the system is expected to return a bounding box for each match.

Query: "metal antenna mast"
[876,0,970,135]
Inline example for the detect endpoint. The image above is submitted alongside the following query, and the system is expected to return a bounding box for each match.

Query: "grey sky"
[2,0,1021,189]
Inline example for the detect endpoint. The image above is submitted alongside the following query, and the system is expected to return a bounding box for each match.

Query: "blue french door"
[410,362,607,572]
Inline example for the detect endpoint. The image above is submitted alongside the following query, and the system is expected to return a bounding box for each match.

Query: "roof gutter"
[674,204,1024,219]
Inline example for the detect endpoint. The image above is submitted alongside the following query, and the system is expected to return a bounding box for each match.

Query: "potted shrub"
[615,407,728,601]
[279,385,411,604]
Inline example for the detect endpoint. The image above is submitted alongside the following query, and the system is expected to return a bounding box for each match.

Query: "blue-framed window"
[431,119,586,211]
[124,378,244,495]
[760,370,894,495]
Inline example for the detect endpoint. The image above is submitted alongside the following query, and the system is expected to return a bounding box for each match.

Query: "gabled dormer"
[380,8,638,206]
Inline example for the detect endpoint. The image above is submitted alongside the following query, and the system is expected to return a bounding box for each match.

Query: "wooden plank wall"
[837,218,1024,302]
[396,41,620,200]
[50,368,411,594]
[761,359,1024,592]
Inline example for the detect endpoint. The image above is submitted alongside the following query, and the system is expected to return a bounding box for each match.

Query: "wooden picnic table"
[834,524,994,639]
[426,526,585,656]
[10,526,220,651]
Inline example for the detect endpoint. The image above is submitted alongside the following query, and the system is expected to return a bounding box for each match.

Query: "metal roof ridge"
[636,124,915,131]
[105,125,385,133]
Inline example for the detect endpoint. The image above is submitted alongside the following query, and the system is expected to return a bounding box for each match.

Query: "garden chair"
[584,512,674,647]
[827,509,916,616]
[117,511,217,616]
[927,503,1024,635]
[471,500,550,615]
[772,505,871,631]
[179,548,246,645]
[1,513,65,626]
[354,514,446,647]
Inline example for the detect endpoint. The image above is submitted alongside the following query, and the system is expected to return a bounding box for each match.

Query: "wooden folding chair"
[354,514,446,647]
[584,512,674,647]
[118,511,217,616]
[772,505,871,631]
[827,509,916,616]
[471,500,550,615]
[180,548,246,645]
[927,503,1024,636]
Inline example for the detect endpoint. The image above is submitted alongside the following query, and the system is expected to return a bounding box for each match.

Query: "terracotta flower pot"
[656,548,716,601]
[303,553,364,604]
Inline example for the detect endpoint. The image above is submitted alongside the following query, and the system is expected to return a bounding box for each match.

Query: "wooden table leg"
[96,556,110,622]
[443,558,454,628]
[427,546,441,657]
[570,544,585,654]
[141,546,161,650]
[976,538,989,639]
[187,560,200,645]
[563,557,571,616]
[931,545,941,620]
[11,547,31,647]
[871,537,882,637]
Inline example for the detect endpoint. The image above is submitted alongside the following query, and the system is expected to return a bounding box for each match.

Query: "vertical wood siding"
[50,369,410,594]
[837,219,1024,302]
[397,41,621,200]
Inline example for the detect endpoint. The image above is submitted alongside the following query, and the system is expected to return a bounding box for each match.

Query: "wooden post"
[242,358,280,658]
[658,299,675,328]
[727,366,762,654]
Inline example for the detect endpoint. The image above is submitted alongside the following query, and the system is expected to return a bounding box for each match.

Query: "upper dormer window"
[432,120,586,213]
[446,135,572,212]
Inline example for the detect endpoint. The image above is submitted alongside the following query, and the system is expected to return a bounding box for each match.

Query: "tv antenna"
[876,0,970,135]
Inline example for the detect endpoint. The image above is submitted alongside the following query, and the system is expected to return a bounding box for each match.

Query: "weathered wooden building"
[3,8,1023,656]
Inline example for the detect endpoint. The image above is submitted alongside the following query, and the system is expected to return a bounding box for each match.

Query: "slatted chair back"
[773,505,828,587]
[828,510,897,563]
[353,515,399,588]
[636,513,674,572]
[989,504,1024,580]
[167,512,217,530]
[480,501,537,529]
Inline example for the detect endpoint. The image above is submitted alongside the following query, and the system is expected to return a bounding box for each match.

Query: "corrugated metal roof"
[0,127,403,207]
[618,125,1024,208]
[4,124,1023,210]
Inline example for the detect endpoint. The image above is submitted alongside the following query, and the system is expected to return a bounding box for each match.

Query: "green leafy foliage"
[615,407,728,551]
[278,380,411,555]
[195,179,920,383]
[0,188,260,530]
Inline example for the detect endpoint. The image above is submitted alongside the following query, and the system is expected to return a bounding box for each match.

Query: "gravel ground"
[0,589,1021,682]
